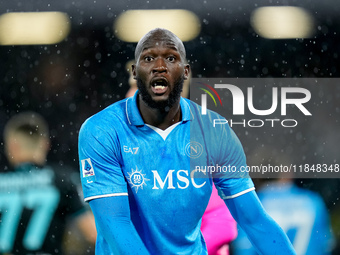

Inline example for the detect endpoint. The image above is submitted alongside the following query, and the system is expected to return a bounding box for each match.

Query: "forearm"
[89,196,150,255]
[239,212,294,255]
[95,214,148,255]
[76,211,97,244]
[224,191,296,255]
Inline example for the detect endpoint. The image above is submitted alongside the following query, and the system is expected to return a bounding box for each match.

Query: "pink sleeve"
[205,184,227,212]
[201,184,237,255]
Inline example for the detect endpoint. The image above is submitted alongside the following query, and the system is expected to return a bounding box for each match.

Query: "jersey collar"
[126,90,193,126]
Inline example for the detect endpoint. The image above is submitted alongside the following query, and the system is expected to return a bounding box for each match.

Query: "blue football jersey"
[232,182,334,255]
[78,91,254,255]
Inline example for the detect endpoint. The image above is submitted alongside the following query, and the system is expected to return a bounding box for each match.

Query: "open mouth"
[151,78,168,95]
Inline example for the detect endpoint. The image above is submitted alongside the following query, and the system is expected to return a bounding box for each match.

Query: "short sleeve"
[212,121,255,199]
[78,117,128,202]
[54,165,88,216]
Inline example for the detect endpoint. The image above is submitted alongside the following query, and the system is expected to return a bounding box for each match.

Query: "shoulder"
[294,185,325,205]
[186,99,235,139]
[185,98,224,120]
[41,163,79,189]
[80,98,129,136]
[47,163,77,180]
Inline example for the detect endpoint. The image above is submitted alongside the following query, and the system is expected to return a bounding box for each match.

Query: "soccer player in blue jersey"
[78,28,296,255]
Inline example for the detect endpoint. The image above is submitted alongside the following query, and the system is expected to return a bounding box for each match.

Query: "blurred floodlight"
[0,12,70,45]
[251,7,315,39]
[114,9,200,42]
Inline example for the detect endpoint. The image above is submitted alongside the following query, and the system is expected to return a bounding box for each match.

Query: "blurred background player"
[125,59,238,255]
[0,111,96,255]
[125,59,139,98]
[231,150,334,255]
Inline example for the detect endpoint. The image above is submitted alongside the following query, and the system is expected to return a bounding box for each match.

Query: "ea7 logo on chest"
[123,145,139,154]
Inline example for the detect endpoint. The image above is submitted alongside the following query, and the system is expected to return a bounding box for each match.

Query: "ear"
[184,64,190,80]
[5,139,16,158]
[132,64,137,80]
[5,138,21,166]
[45,138,51,151]
[40,137,50,153]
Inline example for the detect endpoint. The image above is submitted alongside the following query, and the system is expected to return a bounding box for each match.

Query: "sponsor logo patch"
[81,158,96,183]
[127,167,149,193]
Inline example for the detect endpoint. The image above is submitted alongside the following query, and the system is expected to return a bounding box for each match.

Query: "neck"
[138,95,182,130]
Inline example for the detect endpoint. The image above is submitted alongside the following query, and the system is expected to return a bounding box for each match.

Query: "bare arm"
[76,210,97,244]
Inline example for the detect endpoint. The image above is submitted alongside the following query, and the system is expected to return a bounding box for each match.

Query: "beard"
[137,76,184,112]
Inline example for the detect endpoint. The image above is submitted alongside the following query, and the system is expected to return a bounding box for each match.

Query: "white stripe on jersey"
[84,192,128,202]
[221,187,255,200]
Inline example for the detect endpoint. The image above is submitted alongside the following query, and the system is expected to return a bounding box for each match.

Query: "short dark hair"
[4,111,49,144]
[134,28,186,61]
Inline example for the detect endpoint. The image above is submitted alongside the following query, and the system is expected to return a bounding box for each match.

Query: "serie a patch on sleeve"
[81,158,96,183]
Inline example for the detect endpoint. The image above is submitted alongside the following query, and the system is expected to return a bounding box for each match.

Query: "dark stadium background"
[0,0,339,254]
